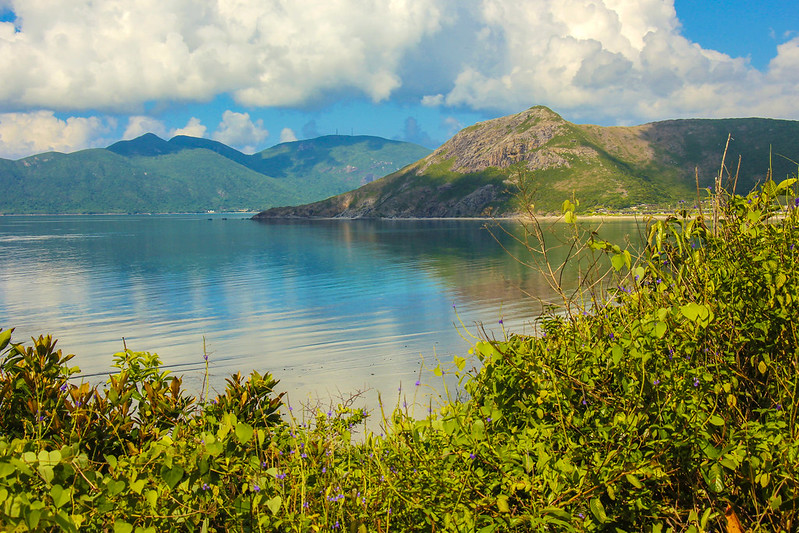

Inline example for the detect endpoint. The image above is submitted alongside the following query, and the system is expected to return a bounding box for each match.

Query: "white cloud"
[1,0,798,129]
[279,128,297,143]
[421,0,799,123]
[171,117,208,138]
[0,110,112,159]
[212,110,268,153]
[123,116,168,140]
[0,0,443,111]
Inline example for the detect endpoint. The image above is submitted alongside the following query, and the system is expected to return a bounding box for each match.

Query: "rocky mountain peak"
[417,106,572,174]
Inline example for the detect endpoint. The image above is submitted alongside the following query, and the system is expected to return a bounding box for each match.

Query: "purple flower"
[469,453,476,459]
[415,379,421,386]
[608,332,614,339]
[252,484,260,493]
[498,319,504,325]
[202,483,210,491]
[59,383,68,392]
[693,377,700,387]
[277,472,286,480]
[653,379,660,386]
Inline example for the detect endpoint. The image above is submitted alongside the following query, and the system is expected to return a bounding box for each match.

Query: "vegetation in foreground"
[1,176,798,531]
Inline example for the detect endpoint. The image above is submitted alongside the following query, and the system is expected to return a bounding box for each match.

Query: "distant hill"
[0,135,430,214]
[254,106,799,219]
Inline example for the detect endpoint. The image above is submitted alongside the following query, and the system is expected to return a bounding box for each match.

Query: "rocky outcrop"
[418,106,570,174]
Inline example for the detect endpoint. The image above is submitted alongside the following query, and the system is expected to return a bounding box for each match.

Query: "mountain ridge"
[0,134,430,214]
[254,106,799,219]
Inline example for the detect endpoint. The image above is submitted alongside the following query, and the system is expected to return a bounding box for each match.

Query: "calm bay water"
[0,214,642,411]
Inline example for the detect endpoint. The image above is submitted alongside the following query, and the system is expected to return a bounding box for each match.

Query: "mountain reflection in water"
[0,214,644,417]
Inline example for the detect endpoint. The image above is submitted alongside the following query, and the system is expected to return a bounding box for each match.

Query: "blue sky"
[0,0,797,159]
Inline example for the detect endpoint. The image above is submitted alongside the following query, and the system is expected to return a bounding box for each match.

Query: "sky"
[0,0,797,160]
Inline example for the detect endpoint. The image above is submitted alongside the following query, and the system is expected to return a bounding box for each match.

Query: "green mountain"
[0,135,430,214]
[253,106,799,219]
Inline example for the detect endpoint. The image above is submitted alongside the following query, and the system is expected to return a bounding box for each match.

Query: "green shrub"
[0,176,797,531]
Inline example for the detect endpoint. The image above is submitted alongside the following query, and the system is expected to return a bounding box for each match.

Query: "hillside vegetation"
[255,106,799,218]
[2,176,798,531]
[0,135,430,214]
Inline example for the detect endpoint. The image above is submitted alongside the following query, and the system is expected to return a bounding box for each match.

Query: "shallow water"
[0,214,643,417]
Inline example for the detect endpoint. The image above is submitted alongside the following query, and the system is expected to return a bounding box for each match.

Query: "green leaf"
[625,474,643,489]
[708,415,724,426]
[0,462,16,479]
[590,498,608,523]
[107,479,125,497]
[707,464,724,493]
[130,479,146,494]
[38,465,55,485]
[266,495,282,515]
[471,419,485,441]
[38,449,62,466]
[145,490,158,508]
[114,521,134,533]
[652,321,667,338]
[454,356,466,372]
[700,508,713,529]
[497,494,510,513]
[50,484,71,508]
[235,422,254,445]
[0,328,12,351]
[161,465,184,490]
[680,302,710,323]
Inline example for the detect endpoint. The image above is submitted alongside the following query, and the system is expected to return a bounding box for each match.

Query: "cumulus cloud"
[279,128,298,143]
[171,117,207,138]
[1,0,798,133]
[421,0,799,123]
[123,116,168,140]
[0,110,112,159]
[0,0,443,111]
[212,111,268,153]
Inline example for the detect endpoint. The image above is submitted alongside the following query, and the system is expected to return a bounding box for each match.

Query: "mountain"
[0,135,430,214]
[253,106,799,219]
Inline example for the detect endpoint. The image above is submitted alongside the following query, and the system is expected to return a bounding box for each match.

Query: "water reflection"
[0,215,645,413]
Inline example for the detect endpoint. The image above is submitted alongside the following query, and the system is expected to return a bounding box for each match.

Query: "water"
[0,214,643,414]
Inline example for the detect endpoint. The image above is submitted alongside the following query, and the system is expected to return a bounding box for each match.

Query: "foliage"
[1,177,798,531]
